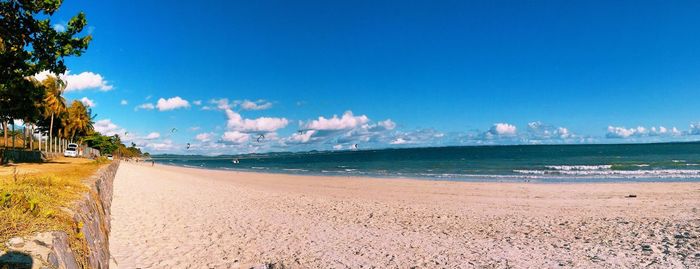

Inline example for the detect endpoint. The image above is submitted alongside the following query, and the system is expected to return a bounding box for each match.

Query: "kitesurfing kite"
[257,134,265,142]
[171,128,178,133]
[186,143,191,150]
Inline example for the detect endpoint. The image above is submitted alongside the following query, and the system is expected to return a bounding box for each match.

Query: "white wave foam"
[283,168,308,172]
[545,165,612,170]
[514,169,700,178]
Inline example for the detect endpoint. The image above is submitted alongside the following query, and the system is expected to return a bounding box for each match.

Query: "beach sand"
[109,162,700,268]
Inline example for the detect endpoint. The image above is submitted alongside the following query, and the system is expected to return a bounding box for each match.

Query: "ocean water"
[152,142,700,182]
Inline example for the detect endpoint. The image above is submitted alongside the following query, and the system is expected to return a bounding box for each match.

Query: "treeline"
[82,134,143,157]
[0,1,143,158]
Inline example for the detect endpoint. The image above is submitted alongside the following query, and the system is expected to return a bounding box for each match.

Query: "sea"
[152,142,700,183]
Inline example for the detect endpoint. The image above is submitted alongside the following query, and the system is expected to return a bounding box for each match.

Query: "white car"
[64,143,79,157]
[106,154,114,160]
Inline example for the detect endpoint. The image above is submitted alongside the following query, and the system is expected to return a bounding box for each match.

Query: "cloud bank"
[35,70,113,92]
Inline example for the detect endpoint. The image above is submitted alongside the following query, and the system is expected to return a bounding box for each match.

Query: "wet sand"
[109,162,700,268]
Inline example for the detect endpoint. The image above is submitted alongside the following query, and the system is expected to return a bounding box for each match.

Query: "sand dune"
[109,162,700,268]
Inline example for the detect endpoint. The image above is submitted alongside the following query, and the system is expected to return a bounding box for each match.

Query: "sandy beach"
[109,162,700,268]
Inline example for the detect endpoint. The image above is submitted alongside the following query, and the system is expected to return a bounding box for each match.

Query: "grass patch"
[0,157,108,253]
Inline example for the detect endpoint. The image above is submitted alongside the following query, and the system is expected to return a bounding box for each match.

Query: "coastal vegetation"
[0,0,141,159]
[1,0,90,147]
[0,1,141,265]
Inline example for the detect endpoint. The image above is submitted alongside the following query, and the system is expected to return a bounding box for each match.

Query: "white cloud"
[283,111,397,146]
[94,119,125,136]
[607,125,683,138]
[691,123,700,135]
[189,126,201,131]
[221,131,249,144]
[377,119,397,130]
[333,144,343,150]
[35,70,113,92]
[192,100,202,106]
[195,133,213,142]
[225,109,288,133]
[305,111,369,131]
[120,100,128,105]
[64,72,113,91]
[79,97,95,107]
[142,139,176,152]
[389,129,444,145]
[203,98,232,111]
[136,103,155,110]
[156,96,190,111]
[606,126,639,138]
[145,132,161,140]
[614,126,643,138]
[390,138,409,145]
[488,123,517,136]
[204,98,272,111]
[288,130,316,143]
[649,126,681,136]
[526,121,573,139]
[53,24,66,32]
[557,127,571,139]
[240,99,273,110]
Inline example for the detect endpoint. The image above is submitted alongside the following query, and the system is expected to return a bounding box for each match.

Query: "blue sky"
[45,0,700,154]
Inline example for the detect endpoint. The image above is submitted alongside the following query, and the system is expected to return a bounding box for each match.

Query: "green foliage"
[64,100,93,140]
[83,132,146,158]
[119,145,143,158]
[0,0,92,144]
[83,133,119,154]
[0,0,92,77]
[41,74,67,137]
[0,77,44,125]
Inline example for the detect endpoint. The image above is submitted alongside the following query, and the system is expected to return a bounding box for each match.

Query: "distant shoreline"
[150,139,700,159]
[146,160,700,184]
[145,141,700,183]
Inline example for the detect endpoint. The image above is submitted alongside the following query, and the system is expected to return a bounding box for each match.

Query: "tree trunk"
[11,122,15,148]
[49,113,54,153]
[29,125,33,150]
[2,121,7,149]
[22,124,27,149]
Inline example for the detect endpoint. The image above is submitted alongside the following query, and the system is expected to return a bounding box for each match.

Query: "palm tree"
[65,100,94,141]
[41,75,67,151]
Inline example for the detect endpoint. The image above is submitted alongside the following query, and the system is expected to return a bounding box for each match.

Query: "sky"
[41,0,700,154]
